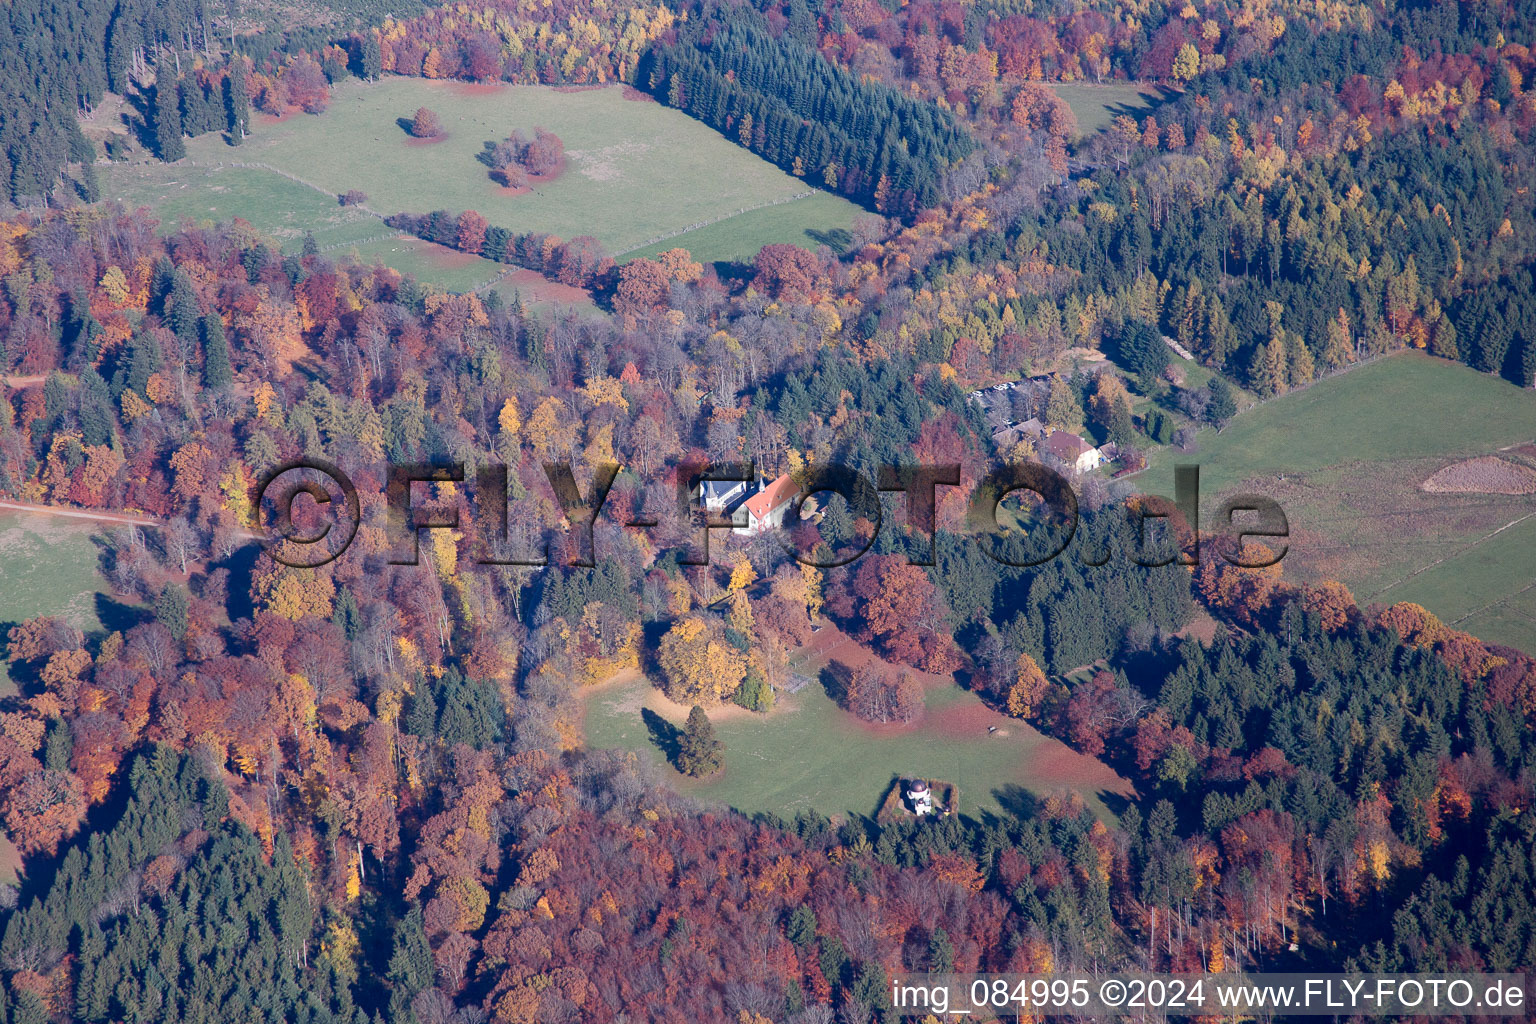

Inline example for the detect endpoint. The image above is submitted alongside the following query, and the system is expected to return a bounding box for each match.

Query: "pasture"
[620,191,859,264]
[106,161,387,251]
[177,77,862,263]
[581,629,1133,822]
[1132,353,1536,652]
[104,158,521,294]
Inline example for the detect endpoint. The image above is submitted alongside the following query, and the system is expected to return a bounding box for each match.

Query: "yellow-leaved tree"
[497,396,521,457]
[251,557,336,620]
[1007,652,1052,721]
[657,615,747,705]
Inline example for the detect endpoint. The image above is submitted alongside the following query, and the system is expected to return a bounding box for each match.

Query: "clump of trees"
[646,8,975,214]
[486,127,564,187]
[657,615,748,706]
[409,106,444,138]
[839,661,924,724]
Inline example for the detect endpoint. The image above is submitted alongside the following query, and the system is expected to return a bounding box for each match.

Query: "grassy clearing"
[181,77,861,257]
[1049,82,1177,138]
[105,162,387,252]
[0,510,114,693]
[1132,353,1536,652]
[621,192,859,264]
[344,234,511,292]
[103,162,603,301]
[582,638,1132,822]
[0,511,125,885]
[0,836,17,887]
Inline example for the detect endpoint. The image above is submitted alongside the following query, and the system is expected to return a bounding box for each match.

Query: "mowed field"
[582,629,1133,822]
[1133,353,1536,652]
[170,77,860,263]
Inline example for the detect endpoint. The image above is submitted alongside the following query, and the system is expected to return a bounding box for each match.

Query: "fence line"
[182,159,391,222]
[315,232,407,253]
[612,188,822,257]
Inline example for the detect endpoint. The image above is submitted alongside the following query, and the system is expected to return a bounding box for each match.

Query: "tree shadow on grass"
[641,707,682,765]
[819,660,854,705]
[1095,789,1133,817]
[710,260,756,284]
[1093,85,1183,133]
[805,227,852,253]
[94,593,147,634]
[989,783,1040,822]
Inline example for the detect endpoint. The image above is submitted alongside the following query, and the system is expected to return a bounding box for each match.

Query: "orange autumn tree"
[410,106,443,137]
[2,767,86,856]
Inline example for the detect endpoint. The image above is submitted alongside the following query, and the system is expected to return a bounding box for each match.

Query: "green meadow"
[1133,353,1536,652]
[583,668,1132,822]
[166,77,861,262]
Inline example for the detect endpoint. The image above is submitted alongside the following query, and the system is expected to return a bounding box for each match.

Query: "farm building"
[1041,430,1103,475]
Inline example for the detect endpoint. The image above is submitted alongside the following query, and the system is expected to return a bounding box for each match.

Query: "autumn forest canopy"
[2,0,1536,1020]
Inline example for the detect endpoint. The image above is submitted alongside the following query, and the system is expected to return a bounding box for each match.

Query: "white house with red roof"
[735,473,800,535]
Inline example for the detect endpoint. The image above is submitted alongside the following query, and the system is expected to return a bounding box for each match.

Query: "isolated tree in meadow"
[842,661,923,723]
[676,705,724,777]
[1205,376,1236,428]
[410,107,443,138]
[523,128,564,175]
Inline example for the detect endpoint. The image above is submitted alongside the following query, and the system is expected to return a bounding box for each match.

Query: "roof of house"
[1017,417,1045,437]
[742,473,801,522]
[699,478,747,501]
[1042,430,1096,461]
[992,426,1027,450]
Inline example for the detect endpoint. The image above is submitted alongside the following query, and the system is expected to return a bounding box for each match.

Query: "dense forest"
[642,6,976,213]
[2,0,1536,1018]
[0,180,1534,1020]
[0,0,208,200]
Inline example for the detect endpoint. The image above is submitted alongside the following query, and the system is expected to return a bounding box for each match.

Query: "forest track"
[0,500,161,528]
